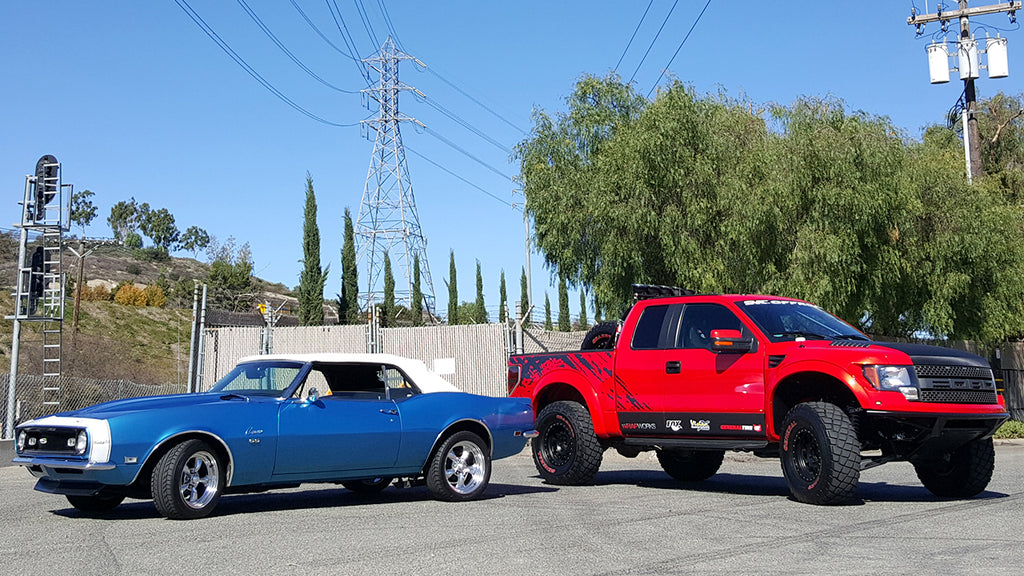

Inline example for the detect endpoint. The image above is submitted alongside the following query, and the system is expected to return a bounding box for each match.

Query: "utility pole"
[909,1,1022,183]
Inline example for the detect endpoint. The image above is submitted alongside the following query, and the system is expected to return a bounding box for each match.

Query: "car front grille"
[18,427,82,456]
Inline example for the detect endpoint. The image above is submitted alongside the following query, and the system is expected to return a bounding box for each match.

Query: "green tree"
[70,189,97,235]
[298,175,328,326]
[558,275,570,331]
[447,250,458,325]
[140,207,180,251]
[207,237,258,311]
[382,252,395,327]
[579,288,588,328]
[520,267,529,318]
[474,260,487,324]
[107,197,146,242]
[498,270,507,323]
[179,226,210,257]
[411,254,424,326]
[544,292,552,330]
[339,208,359,324]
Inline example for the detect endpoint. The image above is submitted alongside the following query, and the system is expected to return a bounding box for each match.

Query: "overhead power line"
[629,0,680,83]
[236,0,360,94]
[424,127,514,181]
[407,146,515,209]
[425,67,528,135]
[287,0,357,60]
[423,96,513,154]
[327,0,371,82]
[353,0,381,49]
[648,0,713,97]
[615,0,655,72]
[174,0,362,127]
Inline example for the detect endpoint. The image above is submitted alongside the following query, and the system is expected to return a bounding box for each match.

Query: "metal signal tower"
[5,155,71,439]
[356,36,436,318]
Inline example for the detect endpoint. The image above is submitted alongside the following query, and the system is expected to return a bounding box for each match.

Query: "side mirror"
[306,388,320,403]
[710,329,754,353]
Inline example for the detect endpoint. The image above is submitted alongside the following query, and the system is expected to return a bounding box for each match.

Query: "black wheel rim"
[790,427,821,484]
[541,420,576,469]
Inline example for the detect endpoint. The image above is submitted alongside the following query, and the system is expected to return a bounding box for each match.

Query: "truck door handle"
[665,361,681,374]
[380,408,398,416]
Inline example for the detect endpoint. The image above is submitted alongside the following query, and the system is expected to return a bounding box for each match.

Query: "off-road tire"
[913,437,995,498]
[581,322,618,350]
[66,493,125,513]
[532,400,603,485]
[151,439,224,519]
[426,431,491,502]
[779,402,860,505]
[657,449,725,482]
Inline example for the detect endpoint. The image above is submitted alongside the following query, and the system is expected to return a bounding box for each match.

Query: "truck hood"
[870,341,990,368]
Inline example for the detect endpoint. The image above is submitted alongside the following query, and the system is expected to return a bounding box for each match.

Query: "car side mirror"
[306,388,320,403]
[710,329,754,353]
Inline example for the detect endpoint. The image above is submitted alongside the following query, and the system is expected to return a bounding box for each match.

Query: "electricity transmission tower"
[356,36,436,318]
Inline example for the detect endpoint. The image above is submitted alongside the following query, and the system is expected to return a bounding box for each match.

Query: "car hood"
[50,392,257,421]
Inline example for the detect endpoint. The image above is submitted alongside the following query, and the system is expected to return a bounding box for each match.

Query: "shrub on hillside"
[143,284,167,308]
[114,284,147,306]
[80,285,110,301]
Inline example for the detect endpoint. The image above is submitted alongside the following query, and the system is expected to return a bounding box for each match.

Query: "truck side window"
[679,304,745,350]
[632,305,670,350]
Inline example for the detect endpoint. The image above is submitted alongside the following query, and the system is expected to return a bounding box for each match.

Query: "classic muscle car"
[13,353,537,519]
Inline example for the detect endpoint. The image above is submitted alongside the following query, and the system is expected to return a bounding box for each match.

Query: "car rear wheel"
[913,437,995,498]
[426,431,491,501]
[66,493,125,513]
[342,477,394,494]
[151,439,224,519]
[779,402,860,505]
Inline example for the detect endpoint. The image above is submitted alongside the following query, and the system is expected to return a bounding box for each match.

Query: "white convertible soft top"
[236,353,461,393]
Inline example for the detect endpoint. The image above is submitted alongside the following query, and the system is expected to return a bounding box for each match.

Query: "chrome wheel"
[178,450,220,510]
[444,440,486,495]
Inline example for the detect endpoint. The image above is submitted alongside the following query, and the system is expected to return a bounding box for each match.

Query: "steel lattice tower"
[356,36,436,316]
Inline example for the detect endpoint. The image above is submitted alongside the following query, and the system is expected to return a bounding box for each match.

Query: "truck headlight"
[863,365,919,401]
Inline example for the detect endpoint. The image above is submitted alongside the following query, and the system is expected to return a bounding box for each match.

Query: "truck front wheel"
[913,437,994,498]
[780,402,860,505]
[532,401,603,485]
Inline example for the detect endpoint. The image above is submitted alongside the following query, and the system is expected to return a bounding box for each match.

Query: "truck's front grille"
[915,364,997,405]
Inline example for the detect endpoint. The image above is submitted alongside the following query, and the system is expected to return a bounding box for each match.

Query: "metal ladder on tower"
[40,226,64,408]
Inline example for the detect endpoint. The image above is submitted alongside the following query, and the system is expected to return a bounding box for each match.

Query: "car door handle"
[380,408,398,416]
[665,361,681,374]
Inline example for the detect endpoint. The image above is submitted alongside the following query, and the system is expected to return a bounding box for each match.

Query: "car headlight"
[75,430,88,455]
[863,365,919,401]
[16,430,26,452]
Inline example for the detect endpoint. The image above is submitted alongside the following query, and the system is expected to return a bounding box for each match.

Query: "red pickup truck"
[508,285,1008,504]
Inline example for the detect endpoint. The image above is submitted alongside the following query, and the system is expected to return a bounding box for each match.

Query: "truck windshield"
[738,299,868,343]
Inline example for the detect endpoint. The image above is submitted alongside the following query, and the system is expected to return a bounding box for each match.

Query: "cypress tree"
[544,292,552,331]
[558,275,570,331]
[475,260,487,323]
[298,174,327,326]
[447,250,458,325]
[382,252,394,327]
[411,254,423,326]
[520,267,529,317]
[339,208,359,324]
[498,270,507,323]
[579,288,588,328]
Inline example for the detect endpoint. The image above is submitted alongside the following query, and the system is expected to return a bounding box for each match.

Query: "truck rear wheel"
[657,449,724,482]
[780,402,860,505]
[913,437,994,498]
[532,401,603,485]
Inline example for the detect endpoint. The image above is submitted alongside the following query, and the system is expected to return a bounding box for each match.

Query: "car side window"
[383,366,419,400]
[678,304,746,350]
[296,369,332,399]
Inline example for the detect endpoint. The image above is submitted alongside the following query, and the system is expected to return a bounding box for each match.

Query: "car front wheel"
[151,439,224,519]
[426,431,491,501]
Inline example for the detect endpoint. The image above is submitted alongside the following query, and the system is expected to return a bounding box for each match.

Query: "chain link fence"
[1,374,184,424]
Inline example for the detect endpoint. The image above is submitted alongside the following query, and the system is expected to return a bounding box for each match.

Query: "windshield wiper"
[773,331,830,340]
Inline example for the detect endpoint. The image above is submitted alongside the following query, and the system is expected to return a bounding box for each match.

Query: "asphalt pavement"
[2,444,1023,575]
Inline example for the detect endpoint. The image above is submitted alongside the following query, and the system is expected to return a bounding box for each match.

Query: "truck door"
[662,303,766,437]
[614,303,683,435]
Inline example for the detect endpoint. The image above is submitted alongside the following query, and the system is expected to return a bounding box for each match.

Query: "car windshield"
[208,361,306,396]
[738,299,868,343]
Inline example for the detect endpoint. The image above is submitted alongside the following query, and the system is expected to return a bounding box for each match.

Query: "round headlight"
[75,430,88,454]
[16,430,26,452]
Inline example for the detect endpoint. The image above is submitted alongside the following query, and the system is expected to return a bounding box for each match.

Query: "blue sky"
[2,1,1022,322]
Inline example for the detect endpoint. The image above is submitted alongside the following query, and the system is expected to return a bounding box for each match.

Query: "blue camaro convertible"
[13,353,537,519]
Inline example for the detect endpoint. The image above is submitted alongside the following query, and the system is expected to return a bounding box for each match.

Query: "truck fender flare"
[531,369,612,437]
